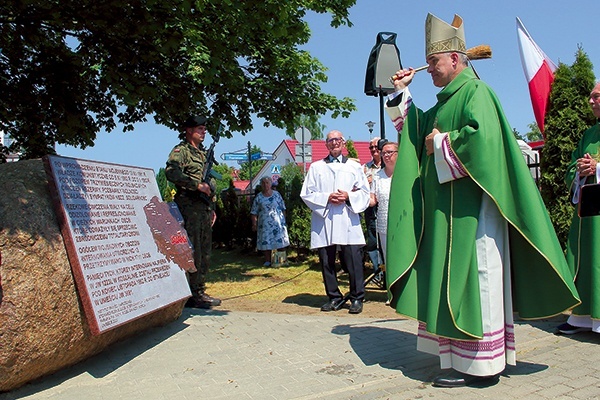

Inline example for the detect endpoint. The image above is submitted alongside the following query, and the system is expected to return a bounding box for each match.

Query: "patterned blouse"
[372,169,393,234]
[251,191,290,250]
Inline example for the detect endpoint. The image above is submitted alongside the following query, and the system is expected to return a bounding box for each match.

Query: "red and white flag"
[516,17,557,134]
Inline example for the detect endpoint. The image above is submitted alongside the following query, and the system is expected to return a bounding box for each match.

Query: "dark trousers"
[318,245,364,301]
[176,196,212,297]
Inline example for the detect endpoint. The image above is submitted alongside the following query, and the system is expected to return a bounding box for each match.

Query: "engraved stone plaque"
[44,155,192,335]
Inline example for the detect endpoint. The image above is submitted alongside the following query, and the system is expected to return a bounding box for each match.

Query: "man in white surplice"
[301,130,370,314]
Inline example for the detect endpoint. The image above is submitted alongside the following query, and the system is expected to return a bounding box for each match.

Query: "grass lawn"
[206,247,389,315]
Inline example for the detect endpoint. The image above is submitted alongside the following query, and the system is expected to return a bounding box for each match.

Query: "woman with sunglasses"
[369,142,398,267]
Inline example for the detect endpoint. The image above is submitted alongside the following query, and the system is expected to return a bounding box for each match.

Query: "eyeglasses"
[381,150,398,157]
[326,137,344,144]
[369,146,379,150]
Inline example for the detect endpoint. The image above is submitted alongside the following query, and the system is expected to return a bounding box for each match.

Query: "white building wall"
[249,142,295,189]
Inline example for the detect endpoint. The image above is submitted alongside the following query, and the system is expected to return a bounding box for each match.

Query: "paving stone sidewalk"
[2,309,600,400]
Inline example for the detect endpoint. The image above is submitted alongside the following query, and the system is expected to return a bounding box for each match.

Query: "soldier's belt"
[178,188,214,205]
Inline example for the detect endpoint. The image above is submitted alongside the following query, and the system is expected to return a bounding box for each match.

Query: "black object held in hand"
[199,124,223,205]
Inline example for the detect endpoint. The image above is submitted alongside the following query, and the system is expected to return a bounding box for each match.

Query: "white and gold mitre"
[425,13,466,58]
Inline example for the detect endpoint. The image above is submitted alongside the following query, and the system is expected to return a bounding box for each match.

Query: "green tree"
[525,122,543,142]
[235,192,254,249]
[214,181,240,248]
[275,162,311,251]
[213,163,235,195]
[280,162,304,188]
[513,124,543,142]
[345,139,358,159]
[286,115,326,140]
[512,128,525,141]
[286,171,311,251]
[540,46,596,247]
[0,0,357,159]
[156,167,175,202]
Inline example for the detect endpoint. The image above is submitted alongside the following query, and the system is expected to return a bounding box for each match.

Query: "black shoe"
[432,371,500,388]
[348,299,363,314]
[185,297,212,309]
[200,293,221,307]
[321,298,343,311]
[557,322,591,335]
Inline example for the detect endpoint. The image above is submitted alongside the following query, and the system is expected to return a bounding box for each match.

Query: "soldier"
[165,116,220,309]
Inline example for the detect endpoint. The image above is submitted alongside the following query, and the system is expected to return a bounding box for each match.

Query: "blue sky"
[56,1,600,174]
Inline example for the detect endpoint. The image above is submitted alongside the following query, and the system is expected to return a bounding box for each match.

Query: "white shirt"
[372,169,393,234]
[301,159,370,249]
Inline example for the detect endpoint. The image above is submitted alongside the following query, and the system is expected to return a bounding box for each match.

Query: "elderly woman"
[251,176,290,266]
[369,141,399,265]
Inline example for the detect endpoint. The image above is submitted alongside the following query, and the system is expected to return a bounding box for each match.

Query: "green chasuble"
[565,122,600,318]
[386,67,580,340]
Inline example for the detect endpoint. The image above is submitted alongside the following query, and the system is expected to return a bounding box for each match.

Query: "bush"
[540,47,596,247]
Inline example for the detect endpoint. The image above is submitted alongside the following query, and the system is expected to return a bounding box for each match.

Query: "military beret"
[182,115,208,128]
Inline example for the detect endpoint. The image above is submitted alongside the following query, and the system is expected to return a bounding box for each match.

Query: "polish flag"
[516,17,557,134]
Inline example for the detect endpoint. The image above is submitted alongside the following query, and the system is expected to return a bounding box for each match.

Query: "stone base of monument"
[0,160,185,392]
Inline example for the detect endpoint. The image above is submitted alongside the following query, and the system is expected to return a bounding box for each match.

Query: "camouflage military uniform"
[165,141,215,302]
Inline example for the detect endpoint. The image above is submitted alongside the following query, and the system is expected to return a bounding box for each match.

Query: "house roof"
[528,140,545,150]
[282,139,373,170]
[233,180,250,190]
[238,139,378,191]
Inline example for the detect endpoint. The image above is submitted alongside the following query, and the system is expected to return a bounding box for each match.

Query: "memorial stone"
[0,159,188,392]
